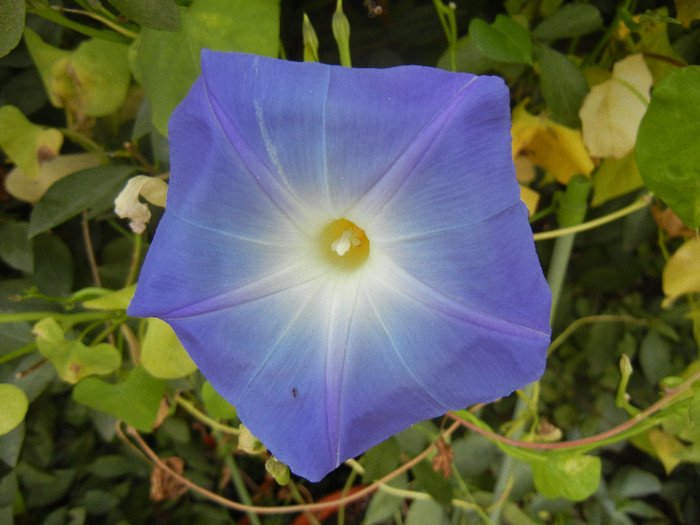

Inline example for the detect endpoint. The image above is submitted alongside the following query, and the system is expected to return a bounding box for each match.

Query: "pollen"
[319,218,370,270]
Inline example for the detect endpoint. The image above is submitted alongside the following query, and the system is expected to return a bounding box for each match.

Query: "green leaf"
[469,15,533,65]
[591,151,644,207]
[73,366,166,432]
[609,466,662,498]
[533,4,603,41]
[0,0,24,57]
[28,165,136,238]
[82,285,136,311]
[364,475,407,525]
[201,381,237,420]
[360,437,401,482]
[24,29,131,117]
[530,452,601,501]
[106,0,181,31]
[0,105,63,178]
[639,329,673,386]
[636,66,700,228]
[33,318,121,384]
[405,498,449,525]
[129,0,281,135]
[141,318,197,379]
[412,459,453,506]
[29,234,74,296]
[0,384,28,435]
[536,44,588,128]
[0,221,33,273]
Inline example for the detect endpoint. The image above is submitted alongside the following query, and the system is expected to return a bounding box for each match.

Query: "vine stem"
[490,176,591,522]
[174,396,240,435]
[449,363,700,452]
[124,421,461,515]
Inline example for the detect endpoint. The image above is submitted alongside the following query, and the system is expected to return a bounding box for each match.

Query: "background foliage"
[1,0,700,524]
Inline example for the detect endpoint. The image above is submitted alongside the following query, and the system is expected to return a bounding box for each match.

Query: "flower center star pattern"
[128,51,552,482]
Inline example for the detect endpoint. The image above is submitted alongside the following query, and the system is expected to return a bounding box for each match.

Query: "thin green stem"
[287,482,321,525]
[222,454,263,525]
[55,7,139,38]
[0,311,120,325]
[27,5,129,43]
[175,396,239,435]
[489,177,591,522]
[0,343,37,366]
[534,195,648,242]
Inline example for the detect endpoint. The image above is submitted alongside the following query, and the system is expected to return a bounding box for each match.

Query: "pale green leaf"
[531,452,601,501]
[24,28,131,117]
[0,105,63,178]
[33,318,122,384]
[141,318,197,379]
[662,239,700,306]
[0,384,28,435]
[201,380,237,420]
[82,285,136,311]
[591,151,644,207]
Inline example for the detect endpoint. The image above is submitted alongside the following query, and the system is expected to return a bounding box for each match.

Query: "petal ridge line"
[376,255,550,339]
[160,262,329,320]
[363,289,449,410]
[348,77,479,223]
[201,75,312,233]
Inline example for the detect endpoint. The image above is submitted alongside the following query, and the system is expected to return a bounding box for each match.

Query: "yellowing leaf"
[114,176,168,234]
[675,0,700,26]
[662,239,700,307]
[141,318,197,379]
[512,103,594,184]
[4,152,102,202]
[24,28,131,118]
[579,54,652,159]
[647,428,683,474]
[0,105,63,178]
[520,185,540,216]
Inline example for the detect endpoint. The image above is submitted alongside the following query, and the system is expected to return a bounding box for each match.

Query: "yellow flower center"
[320,218,370,270]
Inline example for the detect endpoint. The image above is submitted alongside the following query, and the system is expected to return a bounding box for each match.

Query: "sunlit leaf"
[82,285,136,311]
[580,54,652,159]
[531,452,601,501]
[520,185,540,216]
[24,28,131,117]
[637,66,700,228]
[0,105,63,178]
[647,428,683,474]
[469,15,533,65]
[129,0,280,135]
[512,103,594,184]
[591,150,643,207]
[33,318,121,384]
[4,153,103,203]
[141,318,197,379]
[201,381,237,420]
[675,0,700,26]
[662,239,700,306]
[0,384,28,436]
[73,366,166,432]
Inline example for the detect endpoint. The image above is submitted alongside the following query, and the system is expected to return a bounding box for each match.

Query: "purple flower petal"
[128,51,551,482]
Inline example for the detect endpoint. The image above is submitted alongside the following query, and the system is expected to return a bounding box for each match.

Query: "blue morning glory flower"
[128,51,551,482]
